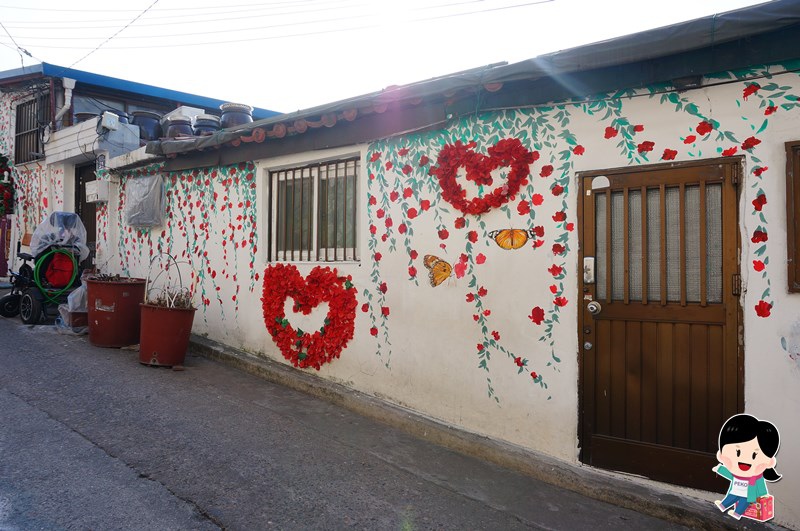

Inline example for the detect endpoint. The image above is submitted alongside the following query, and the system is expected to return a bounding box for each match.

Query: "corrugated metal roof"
[0,62,280,120]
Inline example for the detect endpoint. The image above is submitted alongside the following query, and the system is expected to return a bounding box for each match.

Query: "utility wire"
[0,19,32,68]
[65,0,160,69]
[0,0,323,12]
[2,0,553,51]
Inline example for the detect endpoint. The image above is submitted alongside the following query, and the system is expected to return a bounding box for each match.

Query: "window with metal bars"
[269,157,359,262]
[14,93,50,164]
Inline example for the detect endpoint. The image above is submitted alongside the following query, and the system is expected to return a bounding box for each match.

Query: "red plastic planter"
[139,304,196,367]
[86,279,146,347]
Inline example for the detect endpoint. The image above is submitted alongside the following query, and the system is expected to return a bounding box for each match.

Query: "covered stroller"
[0,212,89,324]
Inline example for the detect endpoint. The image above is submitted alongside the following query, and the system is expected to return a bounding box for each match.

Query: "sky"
[0,0,771,114]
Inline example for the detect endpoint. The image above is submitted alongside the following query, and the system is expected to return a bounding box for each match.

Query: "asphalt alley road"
[0,317,689,530]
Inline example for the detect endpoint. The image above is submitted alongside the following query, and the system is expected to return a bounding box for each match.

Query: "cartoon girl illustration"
[713,414,781,521]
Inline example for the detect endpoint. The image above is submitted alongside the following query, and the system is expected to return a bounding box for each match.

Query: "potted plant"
[139,253,196,367]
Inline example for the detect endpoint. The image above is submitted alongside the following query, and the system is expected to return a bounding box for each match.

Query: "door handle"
[587,301,602,315]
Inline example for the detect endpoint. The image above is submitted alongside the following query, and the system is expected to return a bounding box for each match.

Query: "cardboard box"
[743,495,774,522]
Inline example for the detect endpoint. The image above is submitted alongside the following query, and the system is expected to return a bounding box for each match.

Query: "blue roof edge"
[35,62,280,119]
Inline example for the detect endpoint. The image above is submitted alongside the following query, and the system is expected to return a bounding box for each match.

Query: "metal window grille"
[270,157,358,262]
[14,93,50,164]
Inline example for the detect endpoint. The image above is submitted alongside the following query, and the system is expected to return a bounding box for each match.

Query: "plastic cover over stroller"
[30,212,90,262]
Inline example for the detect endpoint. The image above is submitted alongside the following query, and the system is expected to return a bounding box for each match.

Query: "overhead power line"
[0,0,553,51]
[65,0,160,68]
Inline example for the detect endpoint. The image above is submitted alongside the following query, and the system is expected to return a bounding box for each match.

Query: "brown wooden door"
[578,159,742,491]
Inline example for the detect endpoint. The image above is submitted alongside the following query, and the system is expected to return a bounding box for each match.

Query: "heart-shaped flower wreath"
[262,263,358,370]
[428,138,537,216]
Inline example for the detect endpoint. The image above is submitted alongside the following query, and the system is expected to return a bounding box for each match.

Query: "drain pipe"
[52,77,76,127]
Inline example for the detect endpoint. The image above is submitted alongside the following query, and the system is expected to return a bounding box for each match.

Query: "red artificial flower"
[754,167,768,177]
[752,194,767,211]
[633,124,644,132]
[683,135,696,144]
[637,141,655,153]
[476,253,486,264]
[407,207,418,219]
[540,165,554,178]
[468,230,478,243]
[573,145,585,155]
[755,300,772,318]
[662,149,678,161]
[696,121,714,135]
[528,306,545,325]
[532,194,544,206]
[554,296,568,307]
[438,228,449,240]
[765,106,778,115]
[551,184,564,196]
[743,83,760,100]
[722,147,738,157]
[428,138,535,216]
[517,200,531,216]
[552,211,567,222]
[454,217,466,229]
[751,230,768,243]
[753,260,765,272]
[548,264,563,277]
[741,136,761,151]
[604,127,618,139]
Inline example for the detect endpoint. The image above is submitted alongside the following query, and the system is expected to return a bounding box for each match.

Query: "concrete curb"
[190,335,785,530]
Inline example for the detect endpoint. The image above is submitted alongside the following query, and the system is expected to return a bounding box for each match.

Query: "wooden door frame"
[575,157,745,477]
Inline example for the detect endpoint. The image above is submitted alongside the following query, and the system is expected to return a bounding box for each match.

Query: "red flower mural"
[741,136,761,151]
[755,300,772,318]
[752,194,767,212]
[637,141,655,153]
[696,121,714,135]
[528,306,545,325]
[742,83,760,100]
[604,127,618,139]
[753,260,765,272]
[722,147,738,157]
[261,264,358,370]
[540,165,554,178]
[751,230,768,243]
[573,145,585,155]
[662,149,678,160]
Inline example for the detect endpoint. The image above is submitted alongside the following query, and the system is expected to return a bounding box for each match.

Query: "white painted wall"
[94,64,800,528]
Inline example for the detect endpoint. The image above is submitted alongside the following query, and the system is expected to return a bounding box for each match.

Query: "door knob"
[587,301,602,315]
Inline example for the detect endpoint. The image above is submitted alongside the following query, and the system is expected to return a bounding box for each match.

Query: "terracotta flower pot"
[139,303,196,367]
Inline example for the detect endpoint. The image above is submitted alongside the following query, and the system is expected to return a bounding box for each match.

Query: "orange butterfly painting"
[423,255,453,287]
[488,229,536,250]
